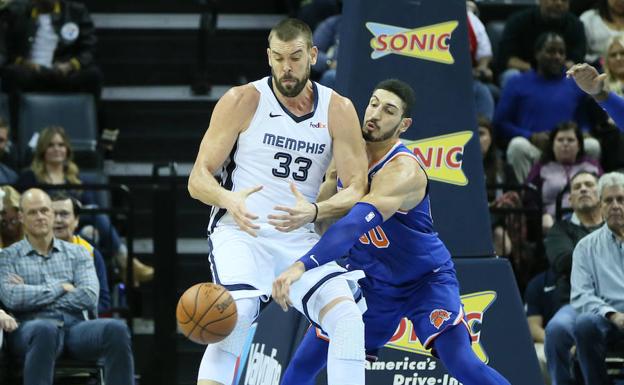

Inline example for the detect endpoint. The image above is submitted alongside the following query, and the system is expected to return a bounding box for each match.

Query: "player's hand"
[272,262,305,312]
[224,185,263,237]
[269,182,316,232]
[0,310,18,332]
[566,63,607,97]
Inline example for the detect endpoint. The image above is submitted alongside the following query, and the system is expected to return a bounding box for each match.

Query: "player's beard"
[363,120,402,142]
[272,65,310,98]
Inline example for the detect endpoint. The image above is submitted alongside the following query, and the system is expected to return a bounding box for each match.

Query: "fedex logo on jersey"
[366,21,458,64]
[309,121,327,129]
[401,131,473,186]
[385,291,497,363]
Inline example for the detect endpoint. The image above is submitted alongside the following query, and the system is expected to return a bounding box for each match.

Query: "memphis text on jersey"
[263,133,327,155]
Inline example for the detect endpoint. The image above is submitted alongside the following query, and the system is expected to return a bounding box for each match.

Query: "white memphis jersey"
[208,77,334,233]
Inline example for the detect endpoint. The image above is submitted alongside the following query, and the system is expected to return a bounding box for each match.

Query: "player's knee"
[320,300,364,361]
[213,297,259,356]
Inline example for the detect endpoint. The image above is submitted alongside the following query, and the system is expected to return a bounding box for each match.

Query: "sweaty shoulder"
[327,90,358,137]
[328,90,355,114]
[216,84,260,133]
[386,153,425,182]
[222,84,260,114]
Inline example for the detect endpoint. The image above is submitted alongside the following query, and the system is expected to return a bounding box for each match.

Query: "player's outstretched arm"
[318,93,368,221]
[188,85,263,236]
[566,63,608,99]
[272,157,425,310]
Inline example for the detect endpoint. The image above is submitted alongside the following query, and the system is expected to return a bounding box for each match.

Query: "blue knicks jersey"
[343,141,452,286]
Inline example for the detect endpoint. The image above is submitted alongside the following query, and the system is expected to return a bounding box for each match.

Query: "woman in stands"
[16,126,153,286]
[526,121,603,231]
[581,0,624,65]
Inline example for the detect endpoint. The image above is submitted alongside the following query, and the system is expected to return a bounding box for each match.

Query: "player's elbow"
[187,173,201,200]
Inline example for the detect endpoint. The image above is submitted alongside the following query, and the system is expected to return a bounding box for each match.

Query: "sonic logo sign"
[367,21,458,63]
[385,291,497,363]
[401,131,473,186]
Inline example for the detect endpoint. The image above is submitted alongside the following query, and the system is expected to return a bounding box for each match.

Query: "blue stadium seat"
[17,93,99,167]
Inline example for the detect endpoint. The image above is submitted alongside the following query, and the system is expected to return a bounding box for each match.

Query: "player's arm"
[188,85,263,236]
[273,157,424,309]
[316,92,368,221]
[298,156,425,270]
[314,162,339,234]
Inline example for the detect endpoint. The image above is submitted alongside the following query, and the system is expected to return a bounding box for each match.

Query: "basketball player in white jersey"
[188,18,368,385]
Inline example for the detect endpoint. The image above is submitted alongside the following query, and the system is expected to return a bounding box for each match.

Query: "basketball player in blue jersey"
[188,18,369,385]
[273,79,511,385]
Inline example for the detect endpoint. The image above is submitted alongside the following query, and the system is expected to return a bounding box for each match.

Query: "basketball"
[176,282,238,344]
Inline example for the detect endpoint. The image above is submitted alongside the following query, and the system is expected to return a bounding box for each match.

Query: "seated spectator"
[604,34,624,96]
[480,116,519,256]
[0,118,18,184]
[289,0,341,30]
[543,171,602,385]
[0,185,22,248]
[494,32,599,182]
[581,0,624,64]
[526,121,602,230]
[571,171,624,385]
[497,0,586,88]
[467,3,495,120]
[311,14,340,89]
[16,126,153,286]
[0,188,134,385]
[525,269,559,385]
[1,0,102,97]
[51,193,110,315]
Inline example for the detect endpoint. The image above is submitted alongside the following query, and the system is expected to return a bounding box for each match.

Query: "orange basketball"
[176,282,238,344]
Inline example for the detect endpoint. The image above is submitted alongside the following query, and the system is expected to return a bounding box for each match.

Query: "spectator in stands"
[311,14,340,88]
[0,0,14,69]
[604,34,624,96]
[1,0,102,97]
[0,185,22,248]
[467,4,495,120]
[16,126,154,286]
[581,0,624,64]
[525,268,558,385]
[0,188,135,385]
[288,0,341,30]
[51,193,110,315]
[543,171,602,385]
[526,121,602,230]
[497,0,586,88]
[480,116,519,256]
[0,118,17,184]
[494,32,599,182]
[571,171,624,385]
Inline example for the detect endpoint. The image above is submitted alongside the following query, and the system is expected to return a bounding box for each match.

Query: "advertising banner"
[335,0,493,256]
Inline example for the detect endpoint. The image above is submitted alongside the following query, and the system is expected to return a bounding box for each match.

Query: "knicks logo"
[402,131,473,186]
[366,21,458,63]
[386,291,497,363]
[429,309,451,329]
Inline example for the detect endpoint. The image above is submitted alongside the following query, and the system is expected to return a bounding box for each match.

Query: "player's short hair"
[50,192,82,217]
[373,79,416,118]
[268,18,313,49]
